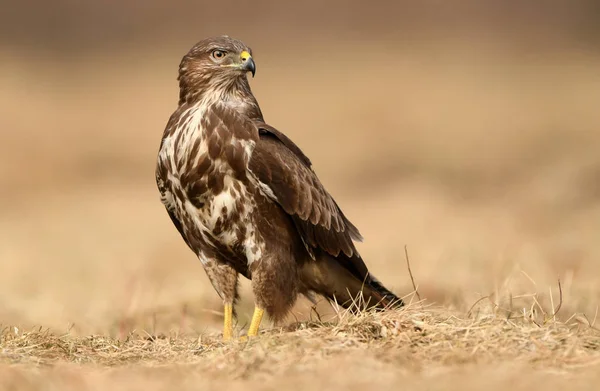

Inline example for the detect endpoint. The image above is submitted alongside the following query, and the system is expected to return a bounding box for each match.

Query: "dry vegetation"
[2,2,600,389]
[2,297,600,390]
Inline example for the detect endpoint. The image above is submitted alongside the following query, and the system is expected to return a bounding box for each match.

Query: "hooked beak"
[240,50,256,77]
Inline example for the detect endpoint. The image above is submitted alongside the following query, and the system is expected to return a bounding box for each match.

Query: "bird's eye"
[212,50,226,59]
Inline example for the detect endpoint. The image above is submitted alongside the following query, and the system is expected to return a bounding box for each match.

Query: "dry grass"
[2,297,600,390]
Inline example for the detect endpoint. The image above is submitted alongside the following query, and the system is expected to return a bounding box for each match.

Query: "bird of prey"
[156,35,402,341]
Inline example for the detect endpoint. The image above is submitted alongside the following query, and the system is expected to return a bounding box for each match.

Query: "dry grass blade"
[467,296,491,318]
[551,279,563,320]
[404,245,421,302]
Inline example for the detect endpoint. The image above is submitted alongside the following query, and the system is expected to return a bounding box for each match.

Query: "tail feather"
[300,254,403,310]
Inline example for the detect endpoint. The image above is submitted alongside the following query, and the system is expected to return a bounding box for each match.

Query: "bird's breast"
[159,103,256,198]
[157,102,266,267]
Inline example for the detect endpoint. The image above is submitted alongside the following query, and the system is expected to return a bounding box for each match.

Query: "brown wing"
[249,121,364,265]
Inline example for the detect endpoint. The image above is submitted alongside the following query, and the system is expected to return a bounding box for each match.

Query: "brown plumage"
[155,35,402,340]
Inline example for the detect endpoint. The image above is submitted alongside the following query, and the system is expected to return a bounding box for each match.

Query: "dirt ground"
[1,2,600,389]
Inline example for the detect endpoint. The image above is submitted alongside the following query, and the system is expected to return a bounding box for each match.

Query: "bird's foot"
[222,305,264,342]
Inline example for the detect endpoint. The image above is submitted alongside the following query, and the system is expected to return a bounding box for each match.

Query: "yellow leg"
[223,303,233,341]
[247,307,264,337]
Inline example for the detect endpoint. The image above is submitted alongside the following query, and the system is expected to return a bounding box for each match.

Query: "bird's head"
[177,36,256,105]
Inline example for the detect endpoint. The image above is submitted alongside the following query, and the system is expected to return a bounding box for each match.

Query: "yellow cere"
[240,51,252,61]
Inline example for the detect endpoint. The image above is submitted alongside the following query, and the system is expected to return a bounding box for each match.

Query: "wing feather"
[249,121,363,260]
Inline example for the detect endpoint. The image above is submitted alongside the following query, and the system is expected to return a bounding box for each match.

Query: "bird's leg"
[246,306,264,337]
[246,255,298,339]
[201,258,239,342]
[223,302,234,341]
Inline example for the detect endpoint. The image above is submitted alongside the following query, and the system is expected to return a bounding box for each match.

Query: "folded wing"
[248,121,369,278]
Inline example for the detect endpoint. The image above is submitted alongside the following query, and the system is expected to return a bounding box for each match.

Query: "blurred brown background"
[1,0,599,335]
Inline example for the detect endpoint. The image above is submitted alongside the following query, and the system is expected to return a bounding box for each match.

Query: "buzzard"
[156,36,402,340]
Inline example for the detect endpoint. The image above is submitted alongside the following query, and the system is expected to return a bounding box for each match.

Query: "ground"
[1,12,600,389]
[2,301,599,390]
